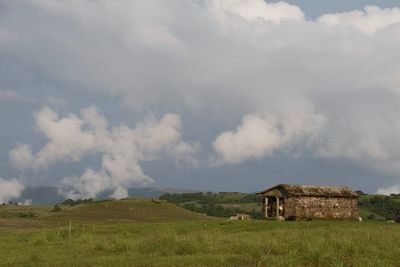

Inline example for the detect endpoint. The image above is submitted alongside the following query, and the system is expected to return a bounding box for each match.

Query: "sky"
[270,0,400,18]
[1,0,400,201]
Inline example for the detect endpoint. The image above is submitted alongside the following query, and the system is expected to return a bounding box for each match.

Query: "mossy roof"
[260,184,358,198]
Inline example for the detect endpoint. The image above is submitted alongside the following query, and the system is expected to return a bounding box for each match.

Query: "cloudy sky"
[1,0,400,201]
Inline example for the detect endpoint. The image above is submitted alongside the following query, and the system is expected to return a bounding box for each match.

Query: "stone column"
[276,197,279,220]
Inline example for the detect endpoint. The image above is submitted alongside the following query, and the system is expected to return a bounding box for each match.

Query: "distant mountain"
[13,186,198,205]
[128,187,198,198]
[15,186,64,205]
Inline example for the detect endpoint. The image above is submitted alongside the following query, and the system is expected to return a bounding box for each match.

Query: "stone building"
[260,184,358,220]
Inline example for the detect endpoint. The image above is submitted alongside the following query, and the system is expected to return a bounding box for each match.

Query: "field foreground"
[1,220,399,267]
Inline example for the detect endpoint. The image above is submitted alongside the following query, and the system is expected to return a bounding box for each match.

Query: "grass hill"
[0,199,213,229]
[48,199,212,224]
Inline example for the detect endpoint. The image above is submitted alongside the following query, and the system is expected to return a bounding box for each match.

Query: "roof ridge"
[260,183,358,198]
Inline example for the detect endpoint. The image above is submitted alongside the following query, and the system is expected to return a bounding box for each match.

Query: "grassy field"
[0,200,400,266]
[0,199,212,229]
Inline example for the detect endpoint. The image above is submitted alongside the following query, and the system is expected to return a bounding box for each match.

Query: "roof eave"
[258,184,287,195]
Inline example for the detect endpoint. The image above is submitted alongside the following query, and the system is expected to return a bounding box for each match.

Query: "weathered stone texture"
[284,196,358,219]
[260,184,359,220]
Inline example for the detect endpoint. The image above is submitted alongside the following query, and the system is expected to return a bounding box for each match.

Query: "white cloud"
[212,114,281,164]
[10,106,198,199]
[9,144,34,171]
[318,6,400,35]
[0,178,24,204]
[208,0,304,23]
[59,169,139,200]
[212,107,326,164]
[314,92,400,177]
[377,184,400,195]
[21,199,32,206]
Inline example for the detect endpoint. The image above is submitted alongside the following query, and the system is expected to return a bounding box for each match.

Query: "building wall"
[284,196,358,219]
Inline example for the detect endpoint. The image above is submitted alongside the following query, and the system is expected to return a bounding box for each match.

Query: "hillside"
[160,192,263,219]
[48,199,213,224]
[358,193,400,221]
[0,199,213,228]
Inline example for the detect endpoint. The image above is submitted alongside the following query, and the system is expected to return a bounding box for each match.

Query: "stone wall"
[284,196,358,219]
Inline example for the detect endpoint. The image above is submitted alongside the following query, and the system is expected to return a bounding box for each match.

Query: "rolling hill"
[0,199,213,228]
[48,199,212,223]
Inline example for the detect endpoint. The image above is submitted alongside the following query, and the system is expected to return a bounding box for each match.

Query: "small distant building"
[229,213,251,221]
[260,184,359,220]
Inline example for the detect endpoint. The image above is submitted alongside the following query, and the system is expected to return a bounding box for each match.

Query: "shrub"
[52,205,62,212]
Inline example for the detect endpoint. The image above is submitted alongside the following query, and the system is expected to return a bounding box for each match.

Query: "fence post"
[69,220,72,239]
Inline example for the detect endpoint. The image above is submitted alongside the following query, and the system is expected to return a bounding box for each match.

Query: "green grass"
[1,200,399,266]
[0,199,214,232]
[0,204,52,218]
[46,199,212,224]
[0,199,213,229]
[0,220,399,266]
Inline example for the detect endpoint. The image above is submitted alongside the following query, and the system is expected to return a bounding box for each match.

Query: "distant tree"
[60,198,93,207]
[62,199,75,206]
